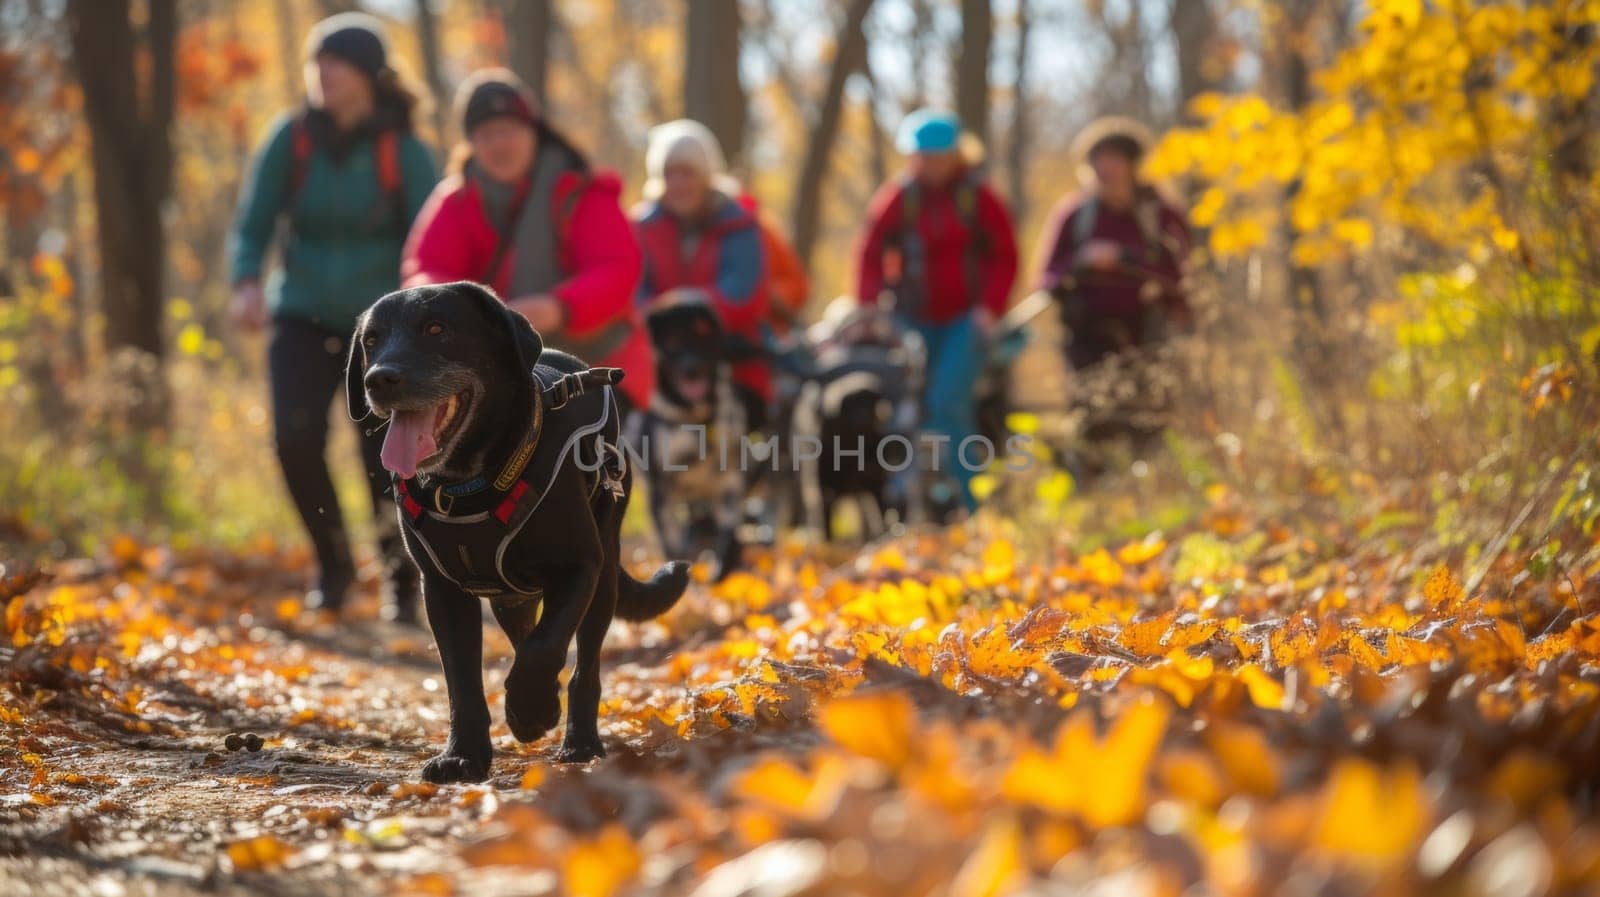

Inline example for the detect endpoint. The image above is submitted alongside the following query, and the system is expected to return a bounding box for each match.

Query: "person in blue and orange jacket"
[854,109,1018,511]
[402,69,653,410]
[632,120,771,428]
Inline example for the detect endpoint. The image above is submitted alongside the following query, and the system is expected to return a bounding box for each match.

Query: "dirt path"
[5,517,1600,897]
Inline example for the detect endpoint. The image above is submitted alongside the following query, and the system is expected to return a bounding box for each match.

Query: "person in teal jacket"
[229,13,438,622]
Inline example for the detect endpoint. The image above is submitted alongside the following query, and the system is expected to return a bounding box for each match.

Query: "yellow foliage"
[1312,760,1430,868]
[563,824,641,897]
[950,816,1026,897]
[816,691,917,769]
[1003,695,1170,828]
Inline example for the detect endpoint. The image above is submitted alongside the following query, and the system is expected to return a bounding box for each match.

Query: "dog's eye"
[424,321,445,337]
[362,333,377,350]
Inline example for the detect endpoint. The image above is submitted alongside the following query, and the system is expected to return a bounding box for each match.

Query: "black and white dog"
[626,300,746,581]
[346,281,689,783]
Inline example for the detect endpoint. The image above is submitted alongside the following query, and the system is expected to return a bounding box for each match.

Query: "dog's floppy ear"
[506,305,544,375]
[345,310,371,421]
[454,281,543,376]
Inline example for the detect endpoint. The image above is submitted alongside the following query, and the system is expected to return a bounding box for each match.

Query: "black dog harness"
[394,365,627,602]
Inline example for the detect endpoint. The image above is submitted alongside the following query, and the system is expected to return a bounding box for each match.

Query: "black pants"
[268,316,410,592]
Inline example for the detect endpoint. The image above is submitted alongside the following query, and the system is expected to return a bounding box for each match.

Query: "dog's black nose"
[364,365,406,401]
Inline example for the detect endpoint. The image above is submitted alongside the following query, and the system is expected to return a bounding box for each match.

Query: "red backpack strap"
[375,130,402,198]
[287,113,313,205]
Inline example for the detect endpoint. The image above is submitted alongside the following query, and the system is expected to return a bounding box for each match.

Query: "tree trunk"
[1171,0,1220,117]
[415,0,451,150]
[683,0,748,166]
[791,0,876,271]
[956,0,992,147]
[1006,0,1031,224]
[67,0,175,385]
[862,54,889,189]
[504,0,552,106]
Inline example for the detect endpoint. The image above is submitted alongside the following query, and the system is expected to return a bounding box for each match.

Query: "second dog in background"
[626,298,746,581]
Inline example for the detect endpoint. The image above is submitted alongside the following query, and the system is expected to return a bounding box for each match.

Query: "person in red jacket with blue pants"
[401,69,652,410]
[855,109,1019,512]
[632,120,771,428]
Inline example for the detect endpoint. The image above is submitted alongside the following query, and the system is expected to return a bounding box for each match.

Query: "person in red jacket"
[402,69,652,409]
[855,109,1018,511]
[633,119,771,426]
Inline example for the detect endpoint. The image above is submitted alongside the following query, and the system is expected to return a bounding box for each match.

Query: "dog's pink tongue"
[381,406,441,478]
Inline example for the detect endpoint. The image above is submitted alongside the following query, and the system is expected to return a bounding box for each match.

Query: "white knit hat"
[643,119,743,201]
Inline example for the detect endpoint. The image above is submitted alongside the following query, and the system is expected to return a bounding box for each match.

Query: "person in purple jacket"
[1035,117,1192,371]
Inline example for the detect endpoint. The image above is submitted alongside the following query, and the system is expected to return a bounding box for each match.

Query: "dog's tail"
[615,561,692,622]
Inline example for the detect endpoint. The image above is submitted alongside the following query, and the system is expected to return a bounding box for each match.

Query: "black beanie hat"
[456,68,540,135]
[306,13,389,79]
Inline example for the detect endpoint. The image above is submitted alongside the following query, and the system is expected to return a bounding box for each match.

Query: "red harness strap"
[396,480,423,520]
[493,480,531,524]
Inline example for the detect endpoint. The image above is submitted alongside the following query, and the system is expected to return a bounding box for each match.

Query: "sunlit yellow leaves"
[817,691,915,769]
[519,765,546,791]
[1205,721,1282,797]
[1312,760,1430,869]
[1488,751,1566,811]
[1153,0,1590,276]
[1121,612,1174,657]
[1424,565,1466,612]
[1235,664,1287,711]
[712,571,774,610]
[735,755,849,823]
[563,824,641,897]
[1003,696,1171,828]
[1116,536,1168,566]
[1270,616,1317,666]
[223,835,294,873]
[1160,750,1228,809]
[950,815,1025,897]
[981,538,1017,583]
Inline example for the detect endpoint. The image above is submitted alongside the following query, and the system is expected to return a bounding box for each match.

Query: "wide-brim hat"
[1071,116,1156,166]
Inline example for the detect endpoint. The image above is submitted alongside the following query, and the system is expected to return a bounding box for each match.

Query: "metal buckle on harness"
[546,377,573,411]
[432,487,455,515]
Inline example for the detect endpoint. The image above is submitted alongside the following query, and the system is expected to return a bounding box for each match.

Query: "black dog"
[346,281,689,783]
[626,301,745,580]
[791,364,907,541]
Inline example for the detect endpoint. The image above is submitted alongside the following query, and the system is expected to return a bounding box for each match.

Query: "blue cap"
[896,109,961,155]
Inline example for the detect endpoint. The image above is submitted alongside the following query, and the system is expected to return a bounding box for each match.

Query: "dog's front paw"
[504,653,563,743]
[421,750,490,783]
[555,735,606,764]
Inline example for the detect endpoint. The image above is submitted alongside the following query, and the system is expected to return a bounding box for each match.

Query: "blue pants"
[910,313,983,510]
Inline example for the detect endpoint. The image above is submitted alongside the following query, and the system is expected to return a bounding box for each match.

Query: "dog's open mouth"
[673,368,712,403]
[380,390,473,479]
